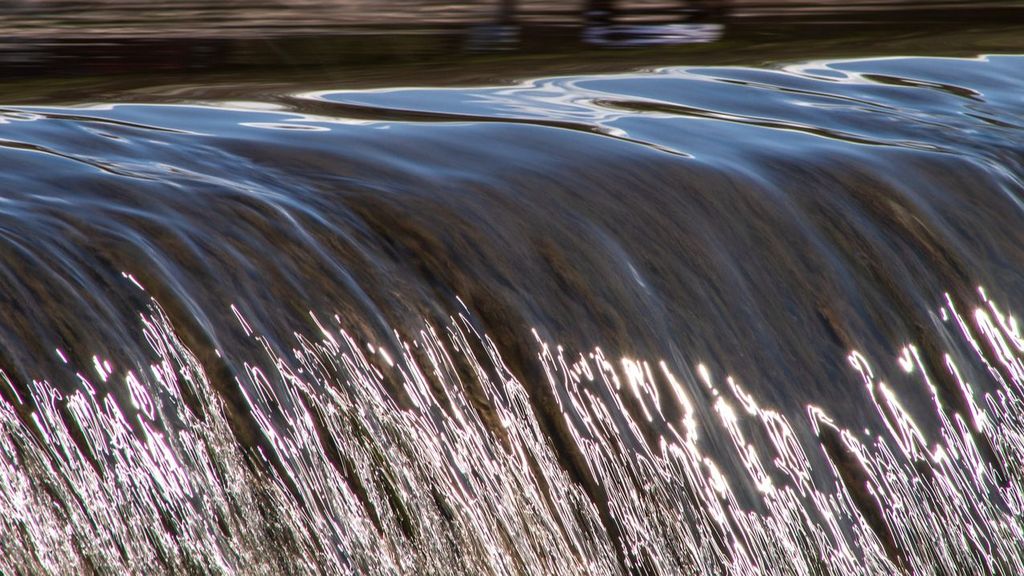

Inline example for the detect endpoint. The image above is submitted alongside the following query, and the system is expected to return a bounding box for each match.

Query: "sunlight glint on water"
[1,285,1022,574]
[1,46,1024,575]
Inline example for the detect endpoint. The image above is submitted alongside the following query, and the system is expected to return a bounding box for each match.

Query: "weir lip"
[1,21,1023,576]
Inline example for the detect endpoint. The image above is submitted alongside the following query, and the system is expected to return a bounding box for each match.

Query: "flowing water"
[2,5,1024,575]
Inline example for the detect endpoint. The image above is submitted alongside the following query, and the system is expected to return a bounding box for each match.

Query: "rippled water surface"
[2,6,1024,575]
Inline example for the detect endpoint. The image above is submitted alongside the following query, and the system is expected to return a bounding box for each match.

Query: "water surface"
[2,6,1024,575]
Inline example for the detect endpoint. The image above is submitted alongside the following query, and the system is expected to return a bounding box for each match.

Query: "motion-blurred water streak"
[0,25,1023,576]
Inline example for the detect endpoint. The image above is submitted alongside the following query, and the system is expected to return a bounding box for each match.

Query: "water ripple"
[0,54,1023,575]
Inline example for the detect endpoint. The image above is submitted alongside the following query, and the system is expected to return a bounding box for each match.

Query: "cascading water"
[1,20,1024,575]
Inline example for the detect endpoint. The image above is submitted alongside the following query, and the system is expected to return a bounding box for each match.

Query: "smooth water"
[2,7,1024,575]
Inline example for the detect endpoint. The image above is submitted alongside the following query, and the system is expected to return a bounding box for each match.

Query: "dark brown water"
[2,4,1024,575]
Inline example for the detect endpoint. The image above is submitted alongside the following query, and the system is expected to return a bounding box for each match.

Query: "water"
[2,5,1024,575]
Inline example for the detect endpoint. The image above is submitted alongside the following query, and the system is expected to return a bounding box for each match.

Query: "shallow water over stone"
[1,8,1024,574]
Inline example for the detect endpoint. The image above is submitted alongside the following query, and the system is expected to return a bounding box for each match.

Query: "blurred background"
[2,0,1020,36]
[2,0,1022,103]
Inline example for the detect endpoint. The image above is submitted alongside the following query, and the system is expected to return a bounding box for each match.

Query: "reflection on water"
[2,4,1024,575]
[1,53,1024,574]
